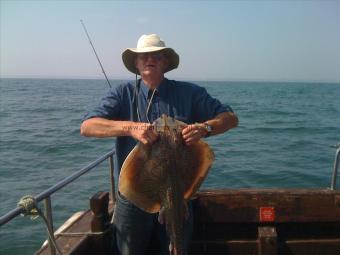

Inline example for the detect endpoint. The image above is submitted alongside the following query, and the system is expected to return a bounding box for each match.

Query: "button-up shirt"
[84,78,233,176]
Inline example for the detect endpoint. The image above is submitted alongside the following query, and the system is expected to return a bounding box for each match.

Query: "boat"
[1,144,340,255]
[35,188,340,255]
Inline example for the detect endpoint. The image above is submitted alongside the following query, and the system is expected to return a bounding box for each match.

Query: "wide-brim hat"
[122,34,179,74]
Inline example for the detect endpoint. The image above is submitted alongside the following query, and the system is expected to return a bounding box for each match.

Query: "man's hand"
[181,112,239,146]
[182,123,207,146]
[128,122,159,145]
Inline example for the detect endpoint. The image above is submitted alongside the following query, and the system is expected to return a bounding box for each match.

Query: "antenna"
[80,19,112,88]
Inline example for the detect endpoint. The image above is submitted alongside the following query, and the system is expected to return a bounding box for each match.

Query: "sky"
[1,0,340,82]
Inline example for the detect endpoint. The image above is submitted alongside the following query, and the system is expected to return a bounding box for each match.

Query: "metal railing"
[0,150,115,255]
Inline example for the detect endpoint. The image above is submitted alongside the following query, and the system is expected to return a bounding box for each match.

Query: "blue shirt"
[84,78,233,176]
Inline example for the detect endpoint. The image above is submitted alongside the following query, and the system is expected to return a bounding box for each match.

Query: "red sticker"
[260,207,275,222]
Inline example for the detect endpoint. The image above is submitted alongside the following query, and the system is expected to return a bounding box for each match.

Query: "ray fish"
[119,114,214,255]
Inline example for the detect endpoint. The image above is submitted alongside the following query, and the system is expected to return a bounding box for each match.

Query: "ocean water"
[0,78,339,254]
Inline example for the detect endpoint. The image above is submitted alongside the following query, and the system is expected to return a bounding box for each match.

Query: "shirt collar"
[140,78,168,99]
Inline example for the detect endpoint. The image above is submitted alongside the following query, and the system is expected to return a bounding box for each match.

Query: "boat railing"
[331,143,340,190]
[0,149,116,255]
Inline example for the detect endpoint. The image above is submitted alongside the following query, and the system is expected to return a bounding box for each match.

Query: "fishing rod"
[80,19,112,88]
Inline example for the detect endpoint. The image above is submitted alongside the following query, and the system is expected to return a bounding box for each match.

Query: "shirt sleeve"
[192,86,233,123]
[83,87,122,121]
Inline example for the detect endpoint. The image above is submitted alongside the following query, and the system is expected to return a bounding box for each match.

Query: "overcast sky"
[1,0,340,82]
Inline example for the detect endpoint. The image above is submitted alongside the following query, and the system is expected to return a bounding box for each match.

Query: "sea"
[0,78,339,254]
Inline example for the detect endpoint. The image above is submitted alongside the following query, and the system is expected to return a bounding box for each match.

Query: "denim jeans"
[113,192,193,255]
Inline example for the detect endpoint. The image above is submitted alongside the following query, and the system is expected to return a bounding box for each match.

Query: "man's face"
[135,52,169,78]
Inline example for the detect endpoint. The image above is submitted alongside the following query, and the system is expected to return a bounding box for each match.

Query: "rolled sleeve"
[83,87,122,121]
[193,87,233,123]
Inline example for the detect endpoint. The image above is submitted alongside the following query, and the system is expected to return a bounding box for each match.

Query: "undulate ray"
[119,114,214,254]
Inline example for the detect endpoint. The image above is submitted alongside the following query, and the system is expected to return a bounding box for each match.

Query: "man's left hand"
[182,123,207,146]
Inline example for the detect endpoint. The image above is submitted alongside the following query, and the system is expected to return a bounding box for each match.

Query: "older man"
[81,34,238,255]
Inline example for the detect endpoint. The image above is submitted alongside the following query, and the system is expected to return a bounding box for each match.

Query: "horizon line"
[1,75,340,84]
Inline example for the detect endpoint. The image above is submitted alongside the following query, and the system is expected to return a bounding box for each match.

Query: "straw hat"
[122,34,179,74]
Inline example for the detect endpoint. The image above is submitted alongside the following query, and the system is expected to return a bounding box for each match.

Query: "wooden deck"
[36,189,340,255]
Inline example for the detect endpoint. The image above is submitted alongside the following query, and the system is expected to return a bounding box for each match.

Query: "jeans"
[113,192,193,255]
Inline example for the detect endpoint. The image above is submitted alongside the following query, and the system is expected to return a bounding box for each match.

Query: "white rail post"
[44,196,56,255]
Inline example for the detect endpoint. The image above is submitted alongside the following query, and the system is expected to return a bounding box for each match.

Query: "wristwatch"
[203,123,213,137]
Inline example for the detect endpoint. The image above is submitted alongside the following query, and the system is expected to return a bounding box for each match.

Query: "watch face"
[203,123,212,137]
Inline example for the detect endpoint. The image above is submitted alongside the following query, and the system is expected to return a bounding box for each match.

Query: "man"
[81,34,238,255]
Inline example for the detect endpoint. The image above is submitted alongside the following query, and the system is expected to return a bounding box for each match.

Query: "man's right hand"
[128,122,159,145]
